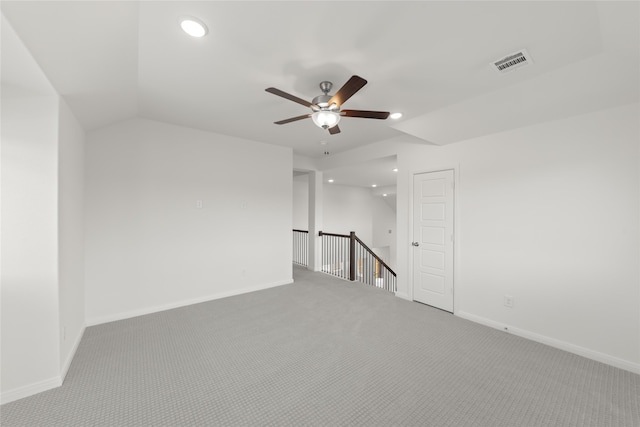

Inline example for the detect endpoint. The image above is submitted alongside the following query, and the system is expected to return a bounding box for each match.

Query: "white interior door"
[412,170,454,312]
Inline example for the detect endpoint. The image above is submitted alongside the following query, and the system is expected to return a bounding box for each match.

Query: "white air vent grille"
[491,49,532,74]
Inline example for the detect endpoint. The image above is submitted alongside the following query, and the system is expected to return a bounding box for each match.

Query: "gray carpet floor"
[2,265,639,426]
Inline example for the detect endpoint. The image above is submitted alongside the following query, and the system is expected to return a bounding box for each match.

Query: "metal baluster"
[333,237,340,277]
[329,235,332,276]
[340,236,344,279]
[343,237,346,279]
[322,234,325,272]
[356,245,359,282]
[336,236,339,278]
[332,236,336,277]
[328,235,331,275]
[365,249,369,286]
[326,235,328,273]
[344,237,348,280]
[339,236,342,278]
[343,236,347,280]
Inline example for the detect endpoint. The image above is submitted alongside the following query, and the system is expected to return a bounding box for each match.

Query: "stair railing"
[292,229,309,266]
[319,231,397,293]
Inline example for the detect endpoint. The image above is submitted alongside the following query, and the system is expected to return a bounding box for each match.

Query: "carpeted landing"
[1,265,639,426]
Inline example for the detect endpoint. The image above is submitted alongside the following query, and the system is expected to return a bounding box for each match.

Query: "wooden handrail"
[319,230,396,277]
[354,235,396,277]
[318,231,350,238]
[316,230,396,293]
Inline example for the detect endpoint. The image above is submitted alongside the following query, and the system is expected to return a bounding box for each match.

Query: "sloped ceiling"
[2,1,638,158]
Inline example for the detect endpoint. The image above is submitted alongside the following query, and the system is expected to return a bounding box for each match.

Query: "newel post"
[349,231,356,281]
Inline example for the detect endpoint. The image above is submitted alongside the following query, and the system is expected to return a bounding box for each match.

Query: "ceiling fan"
[265,75,390,135]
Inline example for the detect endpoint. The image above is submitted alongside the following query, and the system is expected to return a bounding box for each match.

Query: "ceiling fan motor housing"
[312,94,332,109]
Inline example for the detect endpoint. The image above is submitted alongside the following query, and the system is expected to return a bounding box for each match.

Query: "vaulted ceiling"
[2,1,638,160]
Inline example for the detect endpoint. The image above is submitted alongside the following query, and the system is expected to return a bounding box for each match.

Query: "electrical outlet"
[196,200,203,209]
[504,295,514,308]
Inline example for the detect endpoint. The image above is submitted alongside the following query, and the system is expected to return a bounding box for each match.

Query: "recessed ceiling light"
[383,194,387,197]
[390,112,403,120]
[180,16,208,38]
[392,168,398,172]
[328,179,334,183]
[372,184,377,188]
[320,141,327,145]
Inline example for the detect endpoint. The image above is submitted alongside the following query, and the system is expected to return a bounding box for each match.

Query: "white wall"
[1,94,61,400]
[0,14,72,403]
[396,103,640,371]
[85,118,293,325]
[292,173,309,230]
[321,184,373,245]
[293,177,374,243]
[58,98,86,377]
[372,197,397,268]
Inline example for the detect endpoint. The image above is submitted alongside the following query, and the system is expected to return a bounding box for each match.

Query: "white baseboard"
[1,326,86,405]
[456,311,640,375]
[86,278,293,326]
[1,375,62,405]
[61,326,86,382]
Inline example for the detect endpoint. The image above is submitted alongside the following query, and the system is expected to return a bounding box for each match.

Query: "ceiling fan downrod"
[319,81,332,95]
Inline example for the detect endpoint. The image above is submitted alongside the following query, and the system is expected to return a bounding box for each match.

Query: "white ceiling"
[2,1,639,181]
[322,155,397,189]
[294,154,397,209]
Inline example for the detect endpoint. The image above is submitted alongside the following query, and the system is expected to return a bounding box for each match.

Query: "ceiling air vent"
[491,49,532,74]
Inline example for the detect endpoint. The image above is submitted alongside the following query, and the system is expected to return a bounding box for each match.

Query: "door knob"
[411,242,420,247]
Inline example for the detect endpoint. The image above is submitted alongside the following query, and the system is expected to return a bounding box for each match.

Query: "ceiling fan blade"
[341,109,390,120]
[274,114,311,125]
[328,75,367,107]
[265,87,312,108]
[328,125,341,135]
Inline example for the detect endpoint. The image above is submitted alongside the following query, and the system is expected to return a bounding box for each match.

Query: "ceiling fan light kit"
[311,110,340,129]
[265,75,391,135]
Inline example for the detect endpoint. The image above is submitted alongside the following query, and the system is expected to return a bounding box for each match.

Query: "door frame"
[409,166,460,314]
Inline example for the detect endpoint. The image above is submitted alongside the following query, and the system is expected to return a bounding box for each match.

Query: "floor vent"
[491,49,532,74]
